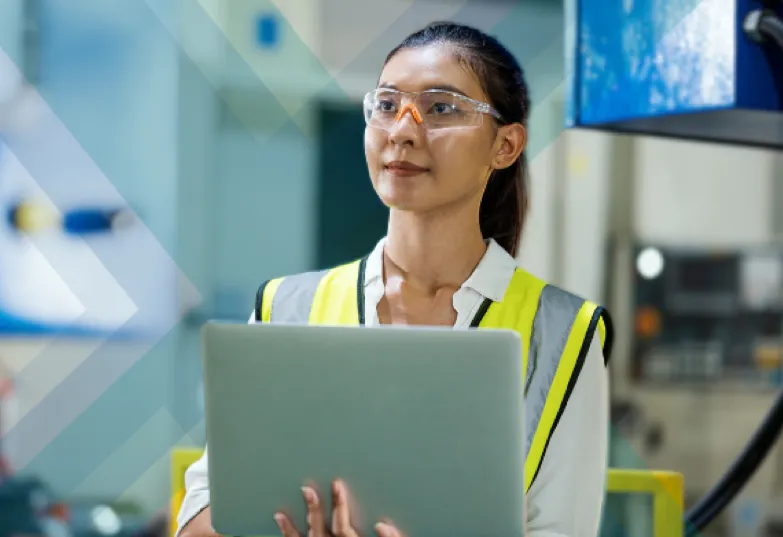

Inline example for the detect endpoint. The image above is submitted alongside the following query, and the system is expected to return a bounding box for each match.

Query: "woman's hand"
[273,480,402,537]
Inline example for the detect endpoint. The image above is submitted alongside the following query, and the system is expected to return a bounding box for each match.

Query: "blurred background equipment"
[7,200,136,236]
[0,477,70,537]
[0,141,165,335]
[632,246,783,387]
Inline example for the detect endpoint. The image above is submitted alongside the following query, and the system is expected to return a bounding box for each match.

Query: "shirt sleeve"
[174,310,258,537]
[526,335,609,537]
[175,447,211,537]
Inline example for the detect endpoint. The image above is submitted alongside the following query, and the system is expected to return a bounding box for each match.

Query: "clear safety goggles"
[363,88,503,130]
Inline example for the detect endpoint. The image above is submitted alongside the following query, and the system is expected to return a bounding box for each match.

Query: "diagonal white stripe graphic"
[75,408,187,511]
[0,45,201,469]
[116,416,206,511]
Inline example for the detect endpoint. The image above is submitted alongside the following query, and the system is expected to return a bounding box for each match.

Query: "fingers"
[331,480,401,537]
[274,486,327,537]
[275,481,367,537]
[331,480,359,537]
[302,486,328,537]
[274,512,300,537]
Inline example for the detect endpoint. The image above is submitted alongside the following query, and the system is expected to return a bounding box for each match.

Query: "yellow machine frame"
[606,469,684,537]
[169,448,684,537]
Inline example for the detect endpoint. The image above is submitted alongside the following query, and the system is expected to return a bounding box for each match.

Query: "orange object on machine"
[635,306,662,339]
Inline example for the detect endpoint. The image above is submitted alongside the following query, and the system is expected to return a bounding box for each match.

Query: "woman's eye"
[432,102,455,114]
[377,100,396,112]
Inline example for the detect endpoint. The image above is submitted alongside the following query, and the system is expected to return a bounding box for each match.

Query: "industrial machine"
[567,0,783,149]
[568,0,783,534]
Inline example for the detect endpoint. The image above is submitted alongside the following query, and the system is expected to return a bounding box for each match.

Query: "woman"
[178,21,611,537]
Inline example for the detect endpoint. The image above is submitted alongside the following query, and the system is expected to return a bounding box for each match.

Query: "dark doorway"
[316,101,388,269]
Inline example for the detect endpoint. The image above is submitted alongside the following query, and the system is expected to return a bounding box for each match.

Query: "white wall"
[518,127,558,283]
[633,137,777,247]
[519,92,615,305]
[559,129,614,302]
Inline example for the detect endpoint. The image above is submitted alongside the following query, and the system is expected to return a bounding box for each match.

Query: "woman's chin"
[378,190,424,212]
[376,180,430,211]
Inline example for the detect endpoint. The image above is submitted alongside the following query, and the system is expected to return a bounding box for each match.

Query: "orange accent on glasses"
[394,102,423,124]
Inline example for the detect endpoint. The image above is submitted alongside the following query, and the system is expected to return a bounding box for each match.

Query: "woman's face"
[364,45,503,215]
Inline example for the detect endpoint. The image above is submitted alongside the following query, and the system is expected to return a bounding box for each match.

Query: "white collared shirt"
[363,238,516,327]
[178,238,609,537]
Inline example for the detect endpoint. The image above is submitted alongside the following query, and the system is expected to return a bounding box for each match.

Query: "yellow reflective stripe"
[480,269,546,385]
[309,260,362,325]
[524,300,598,492]
[260,277,284,323]
[598,316,606,348]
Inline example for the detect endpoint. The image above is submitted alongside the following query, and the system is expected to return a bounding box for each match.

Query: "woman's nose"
[388,108,423,146]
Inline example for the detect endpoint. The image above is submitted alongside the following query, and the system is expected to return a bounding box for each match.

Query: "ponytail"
[479,154,528,257]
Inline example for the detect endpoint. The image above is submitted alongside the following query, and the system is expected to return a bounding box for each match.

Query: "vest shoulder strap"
[522,280,613,490]
[531,281,614,365]
[254,258,367,324]
[487,269,613,491]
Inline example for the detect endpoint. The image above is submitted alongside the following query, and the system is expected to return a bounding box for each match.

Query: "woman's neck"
[384,207,487,292]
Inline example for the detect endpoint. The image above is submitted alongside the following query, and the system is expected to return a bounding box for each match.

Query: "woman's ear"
[491,124,527,171]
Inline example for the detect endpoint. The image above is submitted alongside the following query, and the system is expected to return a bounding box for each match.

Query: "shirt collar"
[363,236,517,303]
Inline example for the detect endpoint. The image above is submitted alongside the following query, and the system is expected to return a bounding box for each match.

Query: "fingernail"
[336,481,347,502]
[375,522,390,537]
[274,513,285,526]
[301,486,318,506]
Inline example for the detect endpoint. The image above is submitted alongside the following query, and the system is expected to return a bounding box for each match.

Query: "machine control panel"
[632,245,783,387]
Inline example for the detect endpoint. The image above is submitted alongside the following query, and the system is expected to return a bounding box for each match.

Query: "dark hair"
[385,22,530,257]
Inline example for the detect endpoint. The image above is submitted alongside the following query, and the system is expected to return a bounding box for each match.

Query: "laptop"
[201,321,526,537]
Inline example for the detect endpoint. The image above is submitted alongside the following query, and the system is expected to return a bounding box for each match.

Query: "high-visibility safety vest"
[254,257,614,493]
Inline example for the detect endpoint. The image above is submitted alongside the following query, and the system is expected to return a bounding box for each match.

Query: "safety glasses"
[363,88,503,130]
